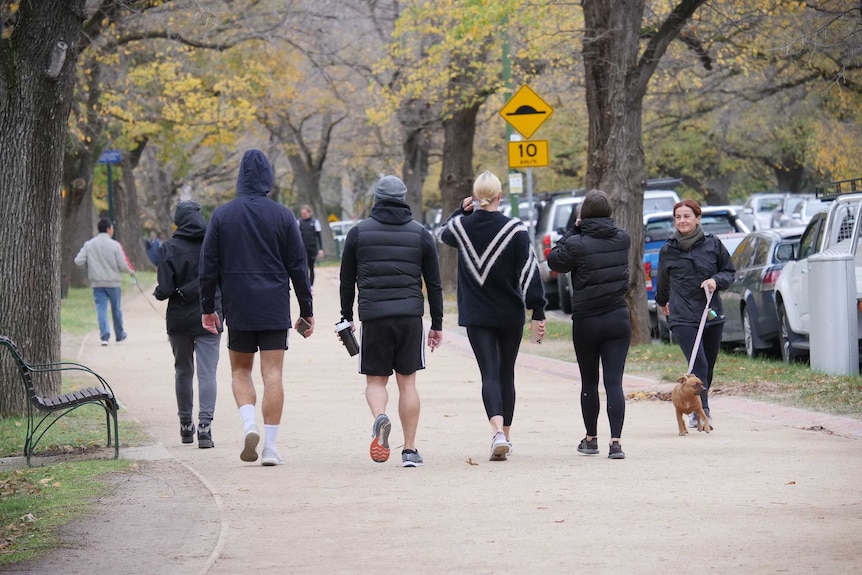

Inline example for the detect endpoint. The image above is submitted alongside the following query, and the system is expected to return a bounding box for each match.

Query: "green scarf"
[674,224,704,251]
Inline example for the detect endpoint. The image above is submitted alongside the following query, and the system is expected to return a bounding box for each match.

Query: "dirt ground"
[5,266,862,575]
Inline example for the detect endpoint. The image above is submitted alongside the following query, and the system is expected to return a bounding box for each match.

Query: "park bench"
[0,335,119,466]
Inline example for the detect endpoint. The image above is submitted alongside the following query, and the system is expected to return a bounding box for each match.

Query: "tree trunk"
[0,1,86,416]
[114,141,151,271]
[438,103,481,292]
[583,0,706,345]
[398,99,435,221]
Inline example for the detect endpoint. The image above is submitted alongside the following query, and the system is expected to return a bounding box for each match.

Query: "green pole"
[502,19,519,219]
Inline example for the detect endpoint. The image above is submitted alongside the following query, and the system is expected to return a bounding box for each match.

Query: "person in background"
[74,218,135,346]
[439,170,546,461]
[199,149,314,467]
[154,201,222,449]
[298,205,324,288]
[339,175,443,468]
[656,199,735,429]
[548,189,631,459]
[146,230,162,267]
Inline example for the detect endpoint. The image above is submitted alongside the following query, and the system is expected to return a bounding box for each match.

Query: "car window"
[798,215,824,260]
[643,197,676,213]
[700,215,735,235]
[644,219,674,242]
[732,236,755,269]
[554,202,576,232]
[758,198,782,212]
[752,235,770,266]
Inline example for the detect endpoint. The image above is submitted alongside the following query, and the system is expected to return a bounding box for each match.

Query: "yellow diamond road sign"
[499,84,553,139]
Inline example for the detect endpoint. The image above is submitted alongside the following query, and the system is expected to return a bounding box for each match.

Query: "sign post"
[500,86,553,244]
[98,149,122,235]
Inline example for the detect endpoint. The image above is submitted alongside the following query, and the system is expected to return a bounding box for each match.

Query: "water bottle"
[335,319,359,356]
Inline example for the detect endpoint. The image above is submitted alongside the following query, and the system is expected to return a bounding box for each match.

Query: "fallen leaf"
[466,458,478,466]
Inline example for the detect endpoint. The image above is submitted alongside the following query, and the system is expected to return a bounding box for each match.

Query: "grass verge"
[1,273,154,564]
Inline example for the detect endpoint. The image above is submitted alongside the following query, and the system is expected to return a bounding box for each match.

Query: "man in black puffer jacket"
[154,200,222,449]
[339,175,443,468]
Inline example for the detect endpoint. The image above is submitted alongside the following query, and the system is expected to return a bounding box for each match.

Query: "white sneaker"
[489,432,510,461]
[240,425,260,462]
[260,447,284,466]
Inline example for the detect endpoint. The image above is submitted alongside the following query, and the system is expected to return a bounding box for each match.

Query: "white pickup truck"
[774,183,862,363]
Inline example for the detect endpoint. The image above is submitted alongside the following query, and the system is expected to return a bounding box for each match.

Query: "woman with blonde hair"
[439,170,546,461]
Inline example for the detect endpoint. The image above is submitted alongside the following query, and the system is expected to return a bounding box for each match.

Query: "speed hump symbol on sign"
[499,85,553,139]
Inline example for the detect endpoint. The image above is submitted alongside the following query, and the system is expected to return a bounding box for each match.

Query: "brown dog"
[672,374,711,436]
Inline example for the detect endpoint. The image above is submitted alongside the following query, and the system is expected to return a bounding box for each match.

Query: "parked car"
[739,192,786,231]
[720,228,804,357]
[774,190,862,362]
[770,193,816,228]
[784,196,828,228]
[646,206,750,341]
[500,198,543,233]
[642,189,681,215]
[330,219,360,258]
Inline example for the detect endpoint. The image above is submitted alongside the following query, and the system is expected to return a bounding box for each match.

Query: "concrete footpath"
[6,266,862,574]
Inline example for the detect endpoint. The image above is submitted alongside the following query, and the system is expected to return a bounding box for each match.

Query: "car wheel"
[557,273,572,314]
[777,302,800,363]
[742,307,758,358]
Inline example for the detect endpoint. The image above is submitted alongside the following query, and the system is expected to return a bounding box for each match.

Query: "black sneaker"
[180,422,195,444]
[577,437,599,455]
[197,423,214,449]
[608,441,625,460]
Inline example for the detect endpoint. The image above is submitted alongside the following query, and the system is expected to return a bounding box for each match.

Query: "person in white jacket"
[74,218,136,345]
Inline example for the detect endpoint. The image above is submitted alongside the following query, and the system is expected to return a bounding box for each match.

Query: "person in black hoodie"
[656,199,734,429]
[339,175,443,468]
[200,149,314,467]
[439,170,546,462]
[154,201,222,448]
[548,189,631,459]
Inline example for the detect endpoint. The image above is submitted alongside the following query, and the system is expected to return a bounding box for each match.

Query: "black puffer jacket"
[339,200,443,330]
[547,217,630,318]
[655,233,734,328]
[154,201,222,335]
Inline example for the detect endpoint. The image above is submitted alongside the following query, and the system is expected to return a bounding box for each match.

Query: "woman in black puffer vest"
[548,189,631,460]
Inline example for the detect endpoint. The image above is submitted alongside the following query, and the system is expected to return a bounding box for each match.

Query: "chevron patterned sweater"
[440,207,546,327]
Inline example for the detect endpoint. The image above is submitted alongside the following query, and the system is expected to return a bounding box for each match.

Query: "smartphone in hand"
[297,317,311,338]
[530,319,543,344]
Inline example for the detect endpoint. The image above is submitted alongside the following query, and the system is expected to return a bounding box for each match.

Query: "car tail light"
[762,268,781,289]
[542,234,551,260]
[644,261,652,291]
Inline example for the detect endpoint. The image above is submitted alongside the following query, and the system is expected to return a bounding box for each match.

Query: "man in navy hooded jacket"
[200,149,314,466]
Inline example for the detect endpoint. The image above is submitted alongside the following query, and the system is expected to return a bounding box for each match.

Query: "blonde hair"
[473,170,502,208]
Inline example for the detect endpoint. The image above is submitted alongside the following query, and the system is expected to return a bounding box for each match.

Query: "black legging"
[306,250,317,286]
[671,323,723,415]
[572,307,631,438]
[466,325,523,426]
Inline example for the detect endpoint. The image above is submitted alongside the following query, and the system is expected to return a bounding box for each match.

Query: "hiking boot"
[240,425,260,462]
[180,422,195,444]
[197,423,213,449]
[608,441,625,460]
[402,449,424,468]
[370,414,391,463]
[577,436,599,455]
[261,447,284,466]
[489,431,510,461]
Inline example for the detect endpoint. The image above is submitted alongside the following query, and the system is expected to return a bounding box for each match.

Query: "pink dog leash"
[687,285,714,375]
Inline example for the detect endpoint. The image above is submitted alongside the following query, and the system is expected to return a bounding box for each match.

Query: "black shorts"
[227,328,289,353]
[360,317,425,376]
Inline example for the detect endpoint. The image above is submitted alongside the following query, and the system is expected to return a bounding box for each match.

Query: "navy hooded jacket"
[199,149,312,331]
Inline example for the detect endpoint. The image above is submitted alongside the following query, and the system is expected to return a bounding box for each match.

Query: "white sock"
[264,424,279,451]
[239,404,257,431]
